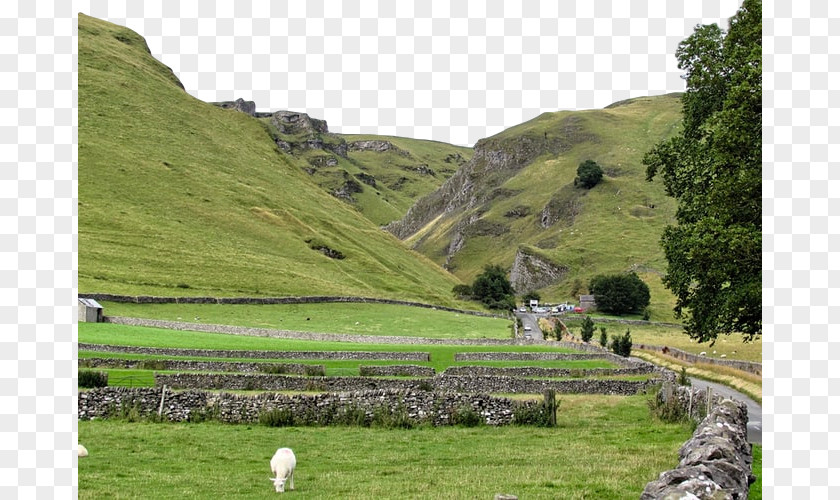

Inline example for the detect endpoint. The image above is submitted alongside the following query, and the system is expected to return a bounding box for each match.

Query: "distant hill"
[78,14,465,305]
[386,94,684,320]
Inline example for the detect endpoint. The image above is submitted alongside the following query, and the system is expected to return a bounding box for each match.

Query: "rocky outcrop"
[271,110,329,135]
[348,140,409,156]
[211,98,256,116]
[509,248,569,294]
[641,398,754,499]
[386,115,596,240]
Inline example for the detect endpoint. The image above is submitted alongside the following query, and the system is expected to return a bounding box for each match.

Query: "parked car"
[524,325,532,331]
[573,306,584,313]
[518,307,527,313]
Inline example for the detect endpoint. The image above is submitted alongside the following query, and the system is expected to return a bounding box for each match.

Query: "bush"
[678,367,691,386]
[589,272,651,315]
[79,370,108,388]
[580,316,595,343]
[513,393,557,427]
[451,405,483,427]
[259,408,297,427]
[574,159,603,189]
[599,327,608,347]
[521,291,540,304]
[452,284,473,298]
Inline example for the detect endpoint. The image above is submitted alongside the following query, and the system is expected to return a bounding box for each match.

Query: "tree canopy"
[643,0,761,343]
[589,272,651,315]
[470,265,516,310]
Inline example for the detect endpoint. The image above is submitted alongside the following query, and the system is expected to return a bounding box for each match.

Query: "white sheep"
[269,447,296,493]
[78,444,88,457]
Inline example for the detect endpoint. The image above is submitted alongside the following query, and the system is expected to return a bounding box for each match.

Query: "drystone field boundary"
[78,343,430,361]
[635,343,762,376]
[80,294,506,318]
[642,386,755,499]
[154,373,659,395]
[77,387,533,426]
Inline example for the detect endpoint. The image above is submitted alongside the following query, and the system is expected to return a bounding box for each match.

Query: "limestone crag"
[386,115,595,241]
[211,98,257,116]
[509,248,569,294]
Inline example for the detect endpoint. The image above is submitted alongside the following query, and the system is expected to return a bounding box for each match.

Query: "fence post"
[158,385,167,419]
[543,389,557,427]
[705,386,713,416]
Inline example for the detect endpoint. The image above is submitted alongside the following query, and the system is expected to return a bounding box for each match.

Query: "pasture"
[78,395,693,499]
[95,301,513,339]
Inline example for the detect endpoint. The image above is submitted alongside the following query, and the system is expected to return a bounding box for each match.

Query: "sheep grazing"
[269,447,296,493]
[78,444,88,457]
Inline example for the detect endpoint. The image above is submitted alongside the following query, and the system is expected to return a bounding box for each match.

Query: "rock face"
[348,140,409,156]
[509,249,569,294]
[641,398,754,500]
[386,115,595,240]
[211,98,256,116]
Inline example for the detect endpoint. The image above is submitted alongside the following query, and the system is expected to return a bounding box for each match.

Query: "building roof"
[78,297,102,309]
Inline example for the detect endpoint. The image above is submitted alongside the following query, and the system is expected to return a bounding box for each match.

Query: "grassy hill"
[78,14,466,305]
[389,95,684,321]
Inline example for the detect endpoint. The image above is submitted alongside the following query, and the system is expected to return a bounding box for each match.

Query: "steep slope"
[387,95,684,318]
[78,14,464,304]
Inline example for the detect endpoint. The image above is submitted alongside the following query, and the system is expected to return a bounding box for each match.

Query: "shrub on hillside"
[79,370,108,388]
[599,327,608,347]
[589,272,651,315]
[574,159,604,189]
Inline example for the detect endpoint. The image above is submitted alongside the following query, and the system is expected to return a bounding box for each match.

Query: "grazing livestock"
[78,444,88,457]
[269,447,296,493]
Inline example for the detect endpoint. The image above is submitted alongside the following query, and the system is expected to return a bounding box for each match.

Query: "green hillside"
[78,14,465,305]
[390,95,684,320]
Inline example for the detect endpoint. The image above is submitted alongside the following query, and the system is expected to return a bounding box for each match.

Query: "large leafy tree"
[471,265,516,310]
[644,0,761,343]
[590,273,651,315]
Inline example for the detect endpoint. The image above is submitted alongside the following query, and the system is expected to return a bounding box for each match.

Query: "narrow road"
[515,312,544,340]
[689,377,762,445]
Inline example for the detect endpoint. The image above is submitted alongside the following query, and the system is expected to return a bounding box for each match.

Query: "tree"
[470,264,515,310]
[643,0,761,344]
[599,327,608,348]
[574,159,603,189]
[610,330,632,357]
[580,316,595,343]
[589,272,651,315]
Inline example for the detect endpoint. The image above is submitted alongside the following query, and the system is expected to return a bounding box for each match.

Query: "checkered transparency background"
[1,0,832,497]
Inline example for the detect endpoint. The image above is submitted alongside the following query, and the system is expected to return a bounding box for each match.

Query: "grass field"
[78,394,693,499]
[79,14,466,304]
[97,301,513,339]
[561,317,762,363]
[79,322,617,382]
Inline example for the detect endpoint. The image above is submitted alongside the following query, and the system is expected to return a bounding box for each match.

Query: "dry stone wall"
[641,391,754,499]
[359,365,436,377]
[635,343,761,376]
[78,387,534,426]
[154,373,659,396]
[79,343,429,361]
[442,365,657,378]
[79,358,324,376]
